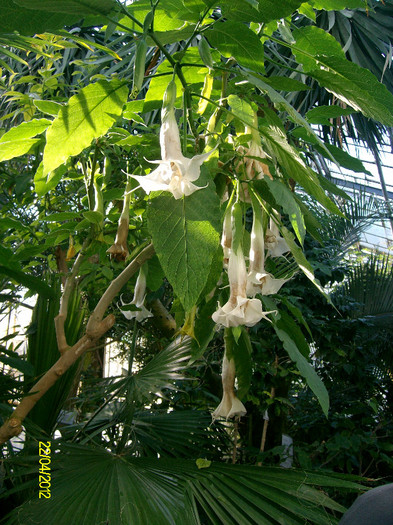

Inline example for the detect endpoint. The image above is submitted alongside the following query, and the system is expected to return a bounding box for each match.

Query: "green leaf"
[315,143,371,175]
[0,352,34,376]
[261,76,312,92]
[43,79,128,178]
[120,0,186,33]
[293,34,393,127]
[196,458,212,469]
[34,161,68,196]
[280,224,331,302]
[305,105,355,126]
[218,0,303,23]
[293,26,345,71]
[273,315,329,416]
[0,266,55,298]
[206,21,264,72]
[227,95,255,127]
[0,0,79,35]
[33,100,63,116]
[159,0,205,22]
[263,177,306,245]
[83,210,104,225]
[131,337,193,401]
[147,172,220,311]
[0,138,41,162]
[297,2,316,21]
[309,0,364,9]
[0,119,51,143]
[13,0,117,15]
[0,218,27,231]
[0,245,19,269]
[191,297,217,362]
[309,55,393,126]
[8,447,359,525]
[146,256,165,291]
[259,125,343,216]
[42,212,81,222]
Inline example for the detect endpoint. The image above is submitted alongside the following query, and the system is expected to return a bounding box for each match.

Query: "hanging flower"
[221,206,232,268]
[132,81,215,199]
[212,354,246,420]
[265,217,290,258]
[107,181,131,261]
[246,199,290,297]
[213,204,270,328]
[119,266,153,322]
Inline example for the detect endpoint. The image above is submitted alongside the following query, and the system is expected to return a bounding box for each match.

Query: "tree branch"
[0,243,155,446]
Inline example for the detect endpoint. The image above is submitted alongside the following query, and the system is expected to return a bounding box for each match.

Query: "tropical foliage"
[0,0,392,523]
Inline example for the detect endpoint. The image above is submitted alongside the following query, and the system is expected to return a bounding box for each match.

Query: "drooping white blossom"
[213,204,269,328]
[265,217,290,258]
[246,200,291,297]
[120,267,153,322]
[212,355,246,420]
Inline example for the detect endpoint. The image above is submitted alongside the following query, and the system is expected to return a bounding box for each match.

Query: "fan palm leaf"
[3,444,365,525]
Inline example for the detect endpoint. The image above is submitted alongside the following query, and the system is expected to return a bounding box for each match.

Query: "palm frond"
[3,444,366,525]
[334,253,393,321]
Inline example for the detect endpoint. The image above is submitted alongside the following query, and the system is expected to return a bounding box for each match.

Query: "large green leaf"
[309,0,364,9]
[292,27,393,126]
[159,0,206,22]
[0,119,51,162]
[0,0,78,34]
[7,445,364,525]
[43,79,128,178]
[13,0,117,15]
[218,0,303,23]
[307,56,393,126]
[6,445,196,525]
[305,105,355,126]
[0,119,51,143]
[293,26,345,71]
[272,312,329,417]
[146,173,220,311]
[206,21,264,71]
[315,143,371,175]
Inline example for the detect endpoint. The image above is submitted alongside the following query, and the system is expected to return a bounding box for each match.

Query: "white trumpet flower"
[265,217,290,258]
[212,355,246,420]
[213,244,268,328]
[120,267,153,322]
[132,81,215,199]
[247,202,290,297]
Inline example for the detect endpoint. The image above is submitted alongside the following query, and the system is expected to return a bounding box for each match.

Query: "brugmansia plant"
[0,0,392,523]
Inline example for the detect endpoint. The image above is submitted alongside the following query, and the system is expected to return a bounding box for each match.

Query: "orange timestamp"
[38,441,51,499]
